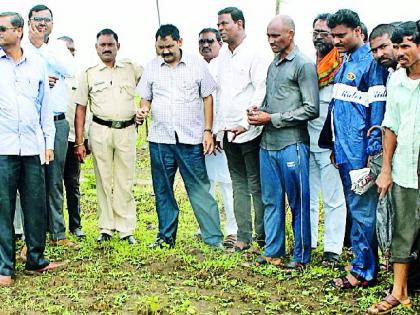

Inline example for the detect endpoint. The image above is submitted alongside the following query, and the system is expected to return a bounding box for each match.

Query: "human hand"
[45,149,54,164]
[28,20,45,48]
[203,131,215,155]
[376,171,393,199]
[74,144,86,162]
[48,75,59,88]
[135,106,149,125]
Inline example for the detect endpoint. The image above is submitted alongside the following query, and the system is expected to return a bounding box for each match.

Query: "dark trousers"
[0,155,49,275]
[45,119,69,240]
[149,142,223,246]
[64,141,82,231]
[223,135,264,244]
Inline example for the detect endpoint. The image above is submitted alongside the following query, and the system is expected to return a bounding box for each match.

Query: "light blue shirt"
[0,48,55,156]
[27,39,75,115]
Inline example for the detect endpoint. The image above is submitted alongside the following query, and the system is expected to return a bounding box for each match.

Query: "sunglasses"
[31,17,52,23]
[0,26,16,32]
[199,38,216,45]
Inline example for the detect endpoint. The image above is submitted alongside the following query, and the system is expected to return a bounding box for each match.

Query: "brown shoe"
[0,275,13,287]
[26,261,67,274]
[51,239,81,250]
[20,245,27,263]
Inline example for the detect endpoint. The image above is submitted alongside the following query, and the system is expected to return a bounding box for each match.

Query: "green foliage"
[1,134,419,314]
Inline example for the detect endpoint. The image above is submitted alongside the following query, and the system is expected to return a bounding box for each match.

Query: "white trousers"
[309,150,347,255]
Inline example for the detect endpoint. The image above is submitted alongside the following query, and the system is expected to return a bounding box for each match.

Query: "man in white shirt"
[216,7,271,251]
[198,28,238,248]
[27,4,78,249]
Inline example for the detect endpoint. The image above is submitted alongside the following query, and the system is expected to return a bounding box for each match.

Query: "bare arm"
[203,95,214,154]
[74,104,87,162]
[376,128,397,198]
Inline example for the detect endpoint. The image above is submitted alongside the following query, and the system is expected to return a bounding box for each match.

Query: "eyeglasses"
[31,17,52,23]
[0,26,16,32]
[199,38,216,45]
[312,30,331,38]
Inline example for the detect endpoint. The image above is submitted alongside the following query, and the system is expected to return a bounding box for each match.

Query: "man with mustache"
[0,11,66,286]
[136,24,224,249]
[368,21,420,314]
[198,28,238,248]
[322,9,388,289]
[369,24,398,73]
[26,4,77,250]
[74,29,143,244]
[308,13,347,267]
[216,6,271,251]
[252,15,319,270]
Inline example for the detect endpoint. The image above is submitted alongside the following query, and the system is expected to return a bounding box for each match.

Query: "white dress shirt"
[216,37,272,143]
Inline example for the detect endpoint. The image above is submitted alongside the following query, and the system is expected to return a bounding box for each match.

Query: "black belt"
[54,113,65,121]
[92,116,135,129]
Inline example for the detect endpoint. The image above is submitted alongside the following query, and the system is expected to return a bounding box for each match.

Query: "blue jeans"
[260,144,311,264]
[339,161,379,281]
[149,142,223,246]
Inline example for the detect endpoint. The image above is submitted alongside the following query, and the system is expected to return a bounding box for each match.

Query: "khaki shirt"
[75,59,143,121]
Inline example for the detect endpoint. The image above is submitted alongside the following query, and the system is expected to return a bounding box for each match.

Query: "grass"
[1,124,418,314]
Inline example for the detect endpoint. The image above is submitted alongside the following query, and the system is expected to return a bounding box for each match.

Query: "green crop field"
[1,124,418,314]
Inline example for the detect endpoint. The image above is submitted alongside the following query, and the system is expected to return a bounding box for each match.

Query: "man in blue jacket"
[324,9,388,289]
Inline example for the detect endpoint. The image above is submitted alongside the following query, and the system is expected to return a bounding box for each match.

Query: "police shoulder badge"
[347,72,356,81]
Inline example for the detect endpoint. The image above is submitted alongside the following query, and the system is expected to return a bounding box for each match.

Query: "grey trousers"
[45,118,69,240]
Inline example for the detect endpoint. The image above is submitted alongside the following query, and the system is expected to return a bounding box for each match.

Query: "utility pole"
[156,0,161,26]
[275,0,281,15]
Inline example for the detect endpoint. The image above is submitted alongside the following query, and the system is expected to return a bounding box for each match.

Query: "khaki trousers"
[89,122,137,238]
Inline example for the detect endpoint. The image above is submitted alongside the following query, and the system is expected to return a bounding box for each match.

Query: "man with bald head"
[250,15,319,270]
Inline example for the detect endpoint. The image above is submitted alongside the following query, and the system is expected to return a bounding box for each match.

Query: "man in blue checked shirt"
[0,11,66,287]
[321,9,388,289]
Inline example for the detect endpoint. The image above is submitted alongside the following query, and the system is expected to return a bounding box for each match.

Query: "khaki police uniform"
[75,59,143,238]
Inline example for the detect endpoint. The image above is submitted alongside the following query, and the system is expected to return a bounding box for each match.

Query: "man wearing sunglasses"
[26,4,78,251]
[0,11,66,286]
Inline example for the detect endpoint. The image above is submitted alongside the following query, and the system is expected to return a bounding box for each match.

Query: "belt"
[54,113,66,121]
[92,116,135,129]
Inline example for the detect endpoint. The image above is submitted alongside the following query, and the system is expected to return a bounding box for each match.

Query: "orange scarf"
[317,47,342,87]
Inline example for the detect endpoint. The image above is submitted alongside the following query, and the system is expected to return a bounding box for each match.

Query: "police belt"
[92,116,135,129]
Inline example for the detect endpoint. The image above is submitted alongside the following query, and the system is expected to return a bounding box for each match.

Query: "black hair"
[369,24,395,42]
[96,29,118,42]
[155,24,180,41]
[327,9,361,29]
[218,7,245,29]
[361,22,368,41]
[312,13,331,28]
[28,4,53,19]
[57,35,73,43]
[391,21,418,44]
[199,28,222,43]
[0,11,24,28]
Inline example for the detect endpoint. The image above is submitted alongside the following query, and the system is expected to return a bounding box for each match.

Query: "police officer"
[74,29,143,244]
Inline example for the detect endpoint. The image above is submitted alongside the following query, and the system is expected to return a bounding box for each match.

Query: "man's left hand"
[203,132,215,155]
[248,111,271,126]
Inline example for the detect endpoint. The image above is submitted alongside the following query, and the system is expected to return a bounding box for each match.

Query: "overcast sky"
[2,0,418,68]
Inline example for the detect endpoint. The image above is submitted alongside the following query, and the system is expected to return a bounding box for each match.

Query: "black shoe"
[253,234,265,248]
[97,233,112,243]
[71,228,86,239]
[148,237,174,249]
[322,251,339,267]
[121,235,137,245]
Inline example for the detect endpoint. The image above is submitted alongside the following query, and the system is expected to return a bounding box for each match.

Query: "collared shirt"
[75,59,143,121]
[382,68,420,189]
[0,48,55,156]
[260,46,319,151]
[217,37,271,143]
[330,44,388,169]
[27,39,75,115]
[136,52,216,145]
[308,85,333,152]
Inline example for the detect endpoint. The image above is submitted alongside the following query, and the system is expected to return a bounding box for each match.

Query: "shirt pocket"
[119,81,136,100]
[181,80,199,103]
[90,82,109,105]
[232,66,249,92]
[22,78,40,100]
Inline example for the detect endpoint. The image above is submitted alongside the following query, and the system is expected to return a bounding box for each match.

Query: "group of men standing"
[0,4,419,314]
